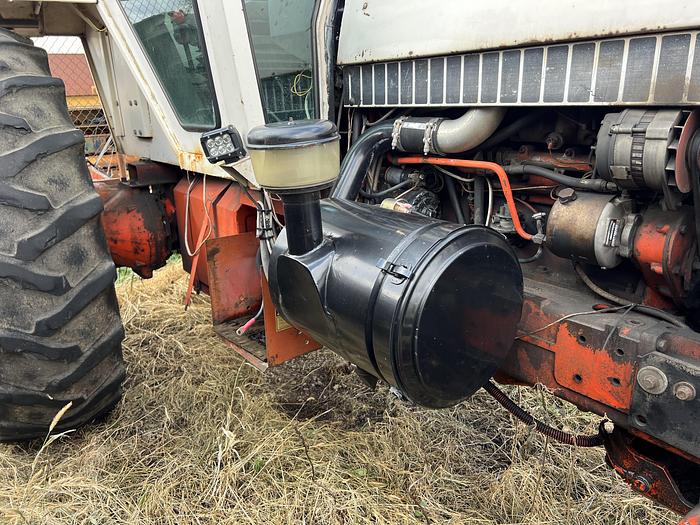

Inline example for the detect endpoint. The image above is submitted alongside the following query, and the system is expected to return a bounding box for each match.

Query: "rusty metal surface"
[206,233,262,324]
[633,207,696,307]
[498,269,700,460]
[173,178,231,289]
[172,174,316,368]
[213,319,268,372]
[262,275,320,366]
[93,177,175,278]
[605,428,697,515]
[125,160,180,188]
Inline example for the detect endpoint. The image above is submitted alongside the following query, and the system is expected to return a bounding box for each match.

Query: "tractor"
[0,0,698,521]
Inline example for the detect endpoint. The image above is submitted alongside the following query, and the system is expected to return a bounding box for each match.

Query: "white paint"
[337,0,700,65]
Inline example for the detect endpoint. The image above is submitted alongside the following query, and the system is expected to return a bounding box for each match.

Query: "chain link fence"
[33,36,116,161]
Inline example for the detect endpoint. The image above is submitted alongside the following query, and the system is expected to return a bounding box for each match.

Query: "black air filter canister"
[269,199,523,408]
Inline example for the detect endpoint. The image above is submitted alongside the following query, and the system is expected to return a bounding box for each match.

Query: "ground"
[0,263,677,524]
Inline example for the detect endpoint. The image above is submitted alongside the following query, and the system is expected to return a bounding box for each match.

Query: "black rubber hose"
[476,112,542,151]
[483,381,605,447]
[444,176,466,224]
[359,179,414,200]
[504,164,617,192]
[473,176,485,225]
[332,121,393,201]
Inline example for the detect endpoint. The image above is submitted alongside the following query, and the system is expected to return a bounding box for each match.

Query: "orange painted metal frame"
[174,177,316,367]
[206,232,262,323]
[261,274,320,365]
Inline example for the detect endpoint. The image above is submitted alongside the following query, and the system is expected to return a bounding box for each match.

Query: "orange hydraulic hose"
[395,156,534,241]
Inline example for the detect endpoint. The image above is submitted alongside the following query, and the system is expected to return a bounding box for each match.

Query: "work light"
[200,126,246,163]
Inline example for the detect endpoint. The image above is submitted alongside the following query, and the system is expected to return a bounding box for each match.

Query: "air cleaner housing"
[269,199,524,408]
[247,119,340,191]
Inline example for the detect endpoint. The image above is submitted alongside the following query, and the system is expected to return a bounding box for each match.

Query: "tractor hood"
[337,0,700,65]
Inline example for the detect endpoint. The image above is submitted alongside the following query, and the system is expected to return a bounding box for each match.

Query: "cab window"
[120,0,217,130]
[242,0,317,122]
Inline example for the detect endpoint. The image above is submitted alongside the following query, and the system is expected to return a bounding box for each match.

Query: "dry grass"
[0,264,676,524]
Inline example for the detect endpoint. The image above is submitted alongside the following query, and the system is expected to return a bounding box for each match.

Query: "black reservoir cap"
[247,119,339,150]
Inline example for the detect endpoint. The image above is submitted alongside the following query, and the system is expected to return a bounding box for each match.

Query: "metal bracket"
[391,116,408,151]
[422,118,441,155]
[377,258,413,282]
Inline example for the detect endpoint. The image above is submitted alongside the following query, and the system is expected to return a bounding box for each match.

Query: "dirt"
[264,349,393,429]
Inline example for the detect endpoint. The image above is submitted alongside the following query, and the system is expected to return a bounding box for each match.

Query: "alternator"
[595,109,686,192]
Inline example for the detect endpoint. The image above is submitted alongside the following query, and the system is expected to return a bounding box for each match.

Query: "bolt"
[632,476,650,493]
[637,366,668,395]
[679,224,688,235]
[656,338,668,352]
[673,381,696,401]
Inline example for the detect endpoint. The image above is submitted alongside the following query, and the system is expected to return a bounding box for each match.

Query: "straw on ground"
[0,263,675,524]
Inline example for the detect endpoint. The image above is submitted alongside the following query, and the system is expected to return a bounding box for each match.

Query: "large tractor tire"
[0,30,125,440]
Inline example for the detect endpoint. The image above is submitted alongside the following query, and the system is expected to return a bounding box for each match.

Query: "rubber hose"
[359,179,414,200]
[476,112,543,151]
[444,176,466,224]
[483,381,605,447]
[332,121,393,201]
[504,164,617,192]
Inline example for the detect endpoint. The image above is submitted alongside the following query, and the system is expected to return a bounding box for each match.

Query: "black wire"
[573,263,688,328]
[238,182,263,212]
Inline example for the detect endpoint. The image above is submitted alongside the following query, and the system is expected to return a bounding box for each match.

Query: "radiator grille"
[343,31,700,107]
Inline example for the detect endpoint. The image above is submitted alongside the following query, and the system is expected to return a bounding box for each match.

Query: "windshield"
[120,0,217,130]
[242,0,317,122]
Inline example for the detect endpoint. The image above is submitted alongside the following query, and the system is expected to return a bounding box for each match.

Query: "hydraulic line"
[504,164,617,192]
[518,245,543,264]
[483,381,605,447]
[395,156,534,241]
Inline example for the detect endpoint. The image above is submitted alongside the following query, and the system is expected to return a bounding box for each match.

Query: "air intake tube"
[250,119,523,409]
